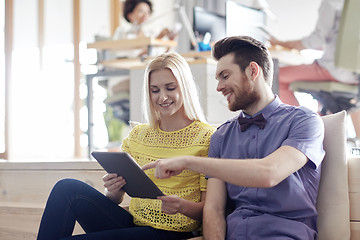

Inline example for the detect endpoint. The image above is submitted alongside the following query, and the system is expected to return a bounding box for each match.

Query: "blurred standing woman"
[113,0,176,40]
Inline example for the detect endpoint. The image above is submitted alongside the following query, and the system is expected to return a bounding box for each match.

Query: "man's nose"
[216,81,223,92]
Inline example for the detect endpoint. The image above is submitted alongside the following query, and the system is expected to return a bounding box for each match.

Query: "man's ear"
[246,62,260,81]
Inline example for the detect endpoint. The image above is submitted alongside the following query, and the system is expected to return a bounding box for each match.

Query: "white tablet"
[91,151,164,199]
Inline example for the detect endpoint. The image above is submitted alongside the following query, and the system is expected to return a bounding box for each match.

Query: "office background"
[0,0,322,161]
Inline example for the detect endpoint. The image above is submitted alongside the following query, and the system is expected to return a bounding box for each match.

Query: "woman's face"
[127,2,151,24]
[149,68,185,120]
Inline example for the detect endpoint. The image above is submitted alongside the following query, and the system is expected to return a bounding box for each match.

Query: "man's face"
[215,53,260,112]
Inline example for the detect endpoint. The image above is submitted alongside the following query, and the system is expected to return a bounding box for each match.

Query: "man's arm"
[269,38,305,51]
[203,178,227,240]
[142,145,308,188]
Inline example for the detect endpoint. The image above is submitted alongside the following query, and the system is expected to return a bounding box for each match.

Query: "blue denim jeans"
[37,178,194,240]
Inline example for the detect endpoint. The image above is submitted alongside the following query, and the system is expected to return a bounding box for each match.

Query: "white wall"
[165,0,323,52]
[221,0,322,39]
[264,0,322,40]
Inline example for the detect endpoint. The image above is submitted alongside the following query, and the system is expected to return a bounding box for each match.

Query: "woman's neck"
[159,116,193,132]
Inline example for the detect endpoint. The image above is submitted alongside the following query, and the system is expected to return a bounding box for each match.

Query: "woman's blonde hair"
[143,52,207,127]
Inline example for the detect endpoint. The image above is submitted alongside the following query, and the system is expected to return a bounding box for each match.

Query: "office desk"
[269,46,314,66]
[87,36,177,58]
[87,36,177,50]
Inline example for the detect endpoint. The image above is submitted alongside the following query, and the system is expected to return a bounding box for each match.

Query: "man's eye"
[223,74,229,79]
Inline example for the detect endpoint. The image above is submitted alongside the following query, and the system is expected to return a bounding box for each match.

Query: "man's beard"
[228,76,260,112]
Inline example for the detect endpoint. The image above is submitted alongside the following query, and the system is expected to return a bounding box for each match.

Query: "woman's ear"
[127,13,133,23]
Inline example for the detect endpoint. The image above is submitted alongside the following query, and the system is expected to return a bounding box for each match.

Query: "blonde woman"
[37,52,214,240]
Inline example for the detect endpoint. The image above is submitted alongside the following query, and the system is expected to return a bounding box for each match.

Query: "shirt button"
[252,135,256,139]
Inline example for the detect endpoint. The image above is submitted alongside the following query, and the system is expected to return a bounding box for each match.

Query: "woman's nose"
[159,91,168,101]
[140,13,150,22]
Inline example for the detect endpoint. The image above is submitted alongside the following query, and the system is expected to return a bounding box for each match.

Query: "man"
[143,36,325,239]
[270,0,360,139]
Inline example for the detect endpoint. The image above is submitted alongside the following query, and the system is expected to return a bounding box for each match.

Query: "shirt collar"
[240,95,281,120]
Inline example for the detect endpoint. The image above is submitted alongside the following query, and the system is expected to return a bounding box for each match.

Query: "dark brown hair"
[213,36,273,86]
[123,0,153,23]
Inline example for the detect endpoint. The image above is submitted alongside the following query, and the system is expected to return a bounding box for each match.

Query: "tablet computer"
[91,151,164,199]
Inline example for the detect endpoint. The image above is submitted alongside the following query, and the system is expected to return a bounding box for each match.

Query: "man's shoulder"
[215,115,239,130]
[273,104,323,131]
[210,116,240,141]
[275,104,320,119]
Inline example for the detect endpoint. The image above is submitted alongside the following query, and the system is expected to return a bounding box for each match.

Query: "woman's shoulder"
[129,121,149,129]
[128,122,152,137]
[189,121,216,137]
[189,120,212,128]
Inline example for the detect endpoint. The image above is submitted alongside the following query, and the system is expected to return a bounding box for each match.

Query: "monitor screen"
[226,1,266,43]
[193,6,226,43]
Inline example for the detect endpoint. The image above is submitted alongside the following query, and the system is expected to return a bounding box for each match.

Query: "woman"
[37,52,215,240]
[113,0,175,40]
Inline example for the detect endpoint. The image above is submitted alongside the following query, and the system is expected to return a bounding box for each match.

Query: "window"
[6,0,112,161]
[0,0,5,157]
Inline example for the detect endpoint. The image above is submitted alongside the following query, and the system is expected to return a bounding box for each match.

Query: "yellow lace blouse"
[121,120,215,232]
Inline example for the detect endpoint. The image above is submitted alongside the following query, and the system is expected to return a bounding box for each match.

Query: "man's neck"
[244,88,275,116]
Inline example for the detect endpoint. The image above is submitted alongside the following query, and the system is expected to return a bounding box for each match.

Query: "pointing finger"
[142,161,158,171]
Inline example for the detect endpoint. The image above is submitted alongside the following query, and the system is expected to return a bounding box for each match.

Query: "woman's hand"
[157,195,183,215]
[103,173,126,204]
[156,28,177,40]
[103,173,126,192]
[157,192,206,221]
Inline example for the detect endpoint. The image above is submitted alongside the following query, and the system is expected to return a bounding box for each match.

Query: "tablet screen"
[91,151,164,199]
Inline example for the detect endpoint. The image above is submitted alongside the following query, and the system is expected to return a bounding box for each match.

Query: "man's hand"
[269,36,281,47]
[142,157,188,179]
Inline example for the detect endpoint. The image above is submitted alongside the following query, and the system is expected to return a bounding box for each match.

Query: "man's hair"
[213,36,274,86]
[143,52,207,127]
[123,0,153,23]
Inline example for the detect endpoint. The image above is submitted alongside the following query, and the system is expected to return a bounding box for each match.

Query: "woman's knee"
[51,178,87,197]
